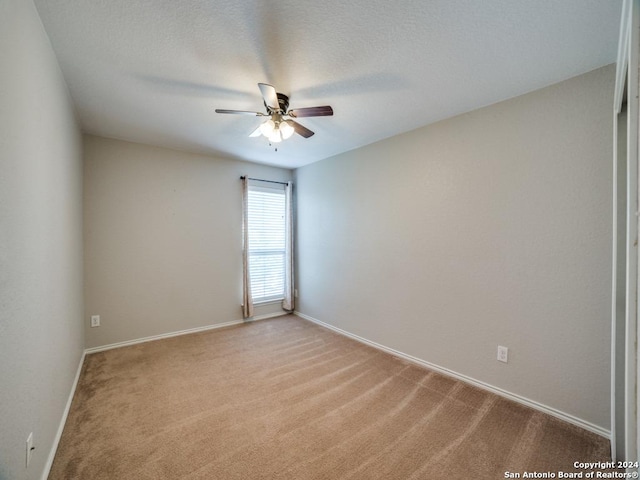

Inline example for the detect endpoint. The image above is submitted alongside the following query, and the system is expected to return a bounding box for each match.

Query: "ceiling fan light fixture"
[280,120,294,139]
[259,119,275,137]
[216,83,333,141]
[268,129,282,143]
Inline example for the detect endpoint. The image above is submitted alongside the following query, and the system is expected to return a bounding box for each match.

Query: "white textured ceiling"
[33,0,622,169]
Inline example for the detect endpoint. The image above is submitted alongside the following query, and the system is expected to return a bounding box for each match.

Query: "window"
[246,184,286,303]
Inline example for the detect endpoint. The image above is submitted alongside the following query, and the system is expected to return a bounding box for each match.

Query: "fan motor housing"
[265,93,290,114]
[277,93,290,112]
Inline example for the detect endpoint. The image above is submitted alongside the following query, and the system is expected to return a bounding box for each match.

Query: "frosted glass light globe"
[280,121,294,139]
[259,119,275,137]
[268,129,282,143]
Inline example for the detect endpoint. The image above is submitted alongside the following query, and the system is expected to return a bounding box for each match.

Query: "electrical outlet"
[294,289,299,298]
[26,432,34,468]
[497,345,509,363]
[90,315,100,328]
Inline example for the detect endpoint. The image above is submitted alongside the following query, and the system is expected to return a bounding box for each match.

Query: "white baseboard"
[41,350,86,480]
[84,312,289,355]
[294,311,610,440]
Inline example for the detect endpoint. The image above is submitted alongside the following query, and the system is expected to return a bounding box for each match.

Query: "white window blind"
[247,185,286,302]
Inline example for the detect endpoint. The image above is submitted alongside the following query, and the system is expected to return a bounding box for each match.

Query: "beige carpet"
[49,315,611,479]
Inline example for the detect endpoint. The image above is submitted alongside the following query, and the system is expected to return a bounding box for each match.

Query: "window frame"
[245,183,287,304]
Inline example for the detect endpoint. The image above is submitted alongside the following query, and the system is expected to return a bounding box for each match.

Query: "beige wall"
[0,1,84,479]
[83,136,292,348]
[294,65,614,430]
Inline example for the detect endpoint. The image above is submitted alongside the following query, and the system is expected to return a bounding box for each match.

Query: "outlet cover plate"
[497,345,509,363]
[91,315,100,327]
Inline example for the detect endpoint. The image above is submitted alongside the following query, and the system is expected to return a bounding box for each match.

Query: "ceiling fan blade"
[288,106,333,118]
[258,83,279,111]
[249,126,262,137]
[290,120,315,138]
[215,109,263,115]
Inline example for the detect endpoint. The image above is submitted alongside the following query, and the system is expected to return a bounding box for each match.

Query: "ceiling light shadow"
[295,72,412,98]
[242,1,288,89]
[134,74,253,99]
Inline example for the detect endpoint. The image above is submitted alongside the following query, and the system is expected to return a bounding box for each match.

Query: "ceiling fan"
[215,83,333,143]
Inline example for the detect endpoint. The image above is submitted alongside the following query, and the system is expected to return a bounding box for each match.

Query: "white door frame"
[612,0,639,464]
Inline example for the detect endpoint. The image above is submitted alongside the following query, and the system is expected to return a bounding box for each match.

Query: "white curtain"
[241,176,254,319]
[282,181,295,312]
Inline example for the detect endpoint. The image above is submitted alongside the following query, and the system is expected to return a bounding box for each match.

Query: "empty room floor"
[49,315,610,479]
